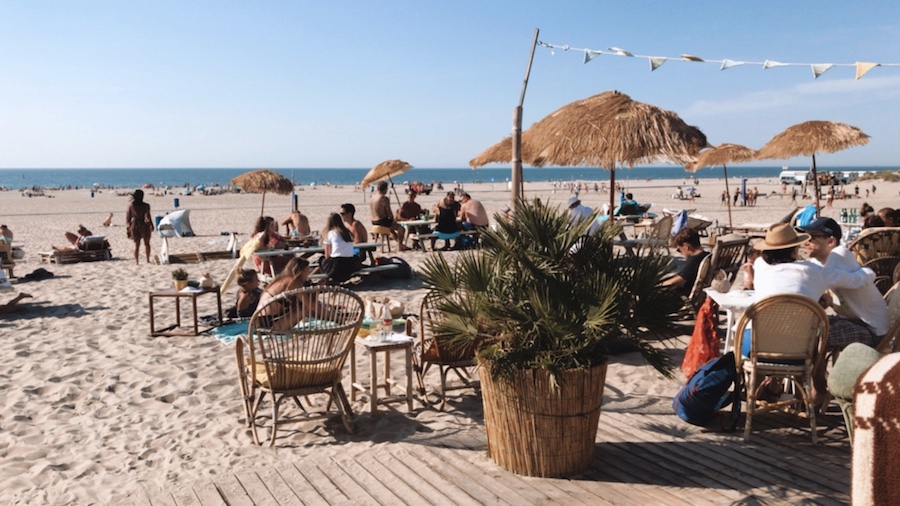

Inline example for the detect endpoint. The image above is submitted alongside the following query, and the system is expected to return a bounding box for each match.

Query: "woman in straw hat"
[745,223,826,302]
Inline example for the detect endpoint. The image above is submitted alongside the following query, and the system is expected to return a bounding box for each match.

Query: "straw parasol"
[685,143,757,229]
[231,169,294,216]
[757,120,870,217]
[360,159,412,208]
[471,91,708,217]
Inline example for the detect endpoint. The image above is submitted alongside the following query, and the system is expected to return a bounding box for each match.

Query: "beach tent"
[157,210,195,238]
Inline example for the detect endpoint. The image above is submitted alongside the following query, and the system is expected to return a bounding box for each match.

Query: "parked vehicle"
[408,182,434,195]
[780,169,811,185]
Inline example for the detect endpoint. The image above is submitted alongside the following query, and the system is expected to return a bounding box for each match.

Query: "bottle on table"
[381,306,393,340]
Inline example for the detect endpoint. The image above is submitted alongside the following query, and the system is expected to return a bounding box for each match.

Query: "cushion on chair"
[828,343,882,401]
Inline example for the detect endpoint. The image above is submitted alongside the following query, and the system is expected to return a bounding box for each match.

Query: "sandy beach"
[1,174,897,504]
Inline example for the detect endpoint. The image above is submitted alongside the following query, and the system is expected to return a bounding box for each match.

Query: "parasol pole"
[260,191,266,216]
[811,154,820,218]
[388,175,403,209]
[608,166,616,219]
[723,165,733,229]
[511,27,539,212]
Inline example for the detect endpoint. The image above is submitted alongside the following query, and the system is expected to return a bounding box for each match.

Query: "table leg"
[350,345,357,402]
[369,348,378,414]
[384,350,391,397]
[215,289,223,325]
[724,308,735,352]
[174,296,182,329]
[405,345,413,411]
[191,295,199,335]
[149,293,155,335]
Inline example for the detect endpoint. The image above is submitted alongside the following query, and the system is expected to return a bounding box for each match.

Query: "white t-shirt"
[818,245,890,336]
[324,230,355,258]
[753,257,827,302]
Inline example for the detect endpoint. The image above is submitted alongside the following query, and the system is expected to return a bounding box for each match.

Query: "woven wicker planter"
[479,361,608,477]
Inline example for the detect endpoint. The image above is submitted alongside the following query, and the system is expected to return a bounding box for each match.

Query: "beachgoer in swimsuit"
[228,269,262,319]
[370,181,409,251]
[126,189,154,264]
[256,257,313,330]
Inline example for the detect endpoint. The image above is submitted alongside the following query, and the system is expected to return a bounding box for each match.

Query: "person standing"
[369,181,409,251]
[126,189,154,265]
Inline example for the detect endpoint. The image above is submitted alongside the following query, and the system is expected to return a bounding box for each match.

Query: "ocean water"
[0,166,887,191]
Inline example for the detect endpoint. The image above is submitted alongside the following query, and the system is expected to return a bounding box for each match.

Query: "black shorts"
[372,217,394,227]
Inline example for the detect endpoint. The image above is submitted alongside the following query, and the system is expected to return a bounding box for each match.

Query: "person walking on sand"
[370,181,409,251]
[126,189,154,265]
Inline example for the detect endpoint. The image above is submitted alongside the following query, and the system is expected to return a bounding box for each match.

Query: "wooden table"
[149,286,223,337]
[350,333,414,414]
[254,242,384,277]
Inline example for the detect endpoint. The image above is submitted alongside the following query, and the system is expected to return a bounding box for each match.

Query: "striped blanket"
[853,353,900,505]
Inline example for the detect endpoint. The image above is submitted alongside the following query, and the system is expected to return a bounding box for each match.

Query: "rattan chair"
[683,236,750,315]
[874,283,900,353]
[235,285,363,445]
[408,294,478,410]
[734,294,828,443]
[847,228,900,294]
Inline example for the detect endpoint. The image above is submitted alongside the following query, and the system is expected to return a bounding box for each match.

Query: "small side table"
[350,334,414,414]
[149,286,223,337]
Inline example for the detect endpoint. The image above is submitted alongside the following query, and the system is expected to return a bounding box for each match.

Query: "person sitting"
[397,190,428,250]
[227,269,262,319]
[251,216,290,275]
[54,225,104,251]
[281,209,311,237]
[256,257,313,330]
[661,228,710,296]
[370,181,410,251]
[311,213,358,284]
[102,213,113,227]
[877,207,899,227]
[432,191,461,251]
[567,196,599,235]
[617,192,641,216]
[340,203,371,266]
[458,192,489,249]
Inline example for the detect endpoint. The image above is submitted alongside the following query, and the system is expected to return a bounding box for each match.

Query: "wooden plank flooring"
[131,394,851,505]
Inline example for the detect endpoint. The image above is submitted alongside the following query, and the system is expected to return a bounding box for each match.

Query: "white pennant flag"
[584,50,601,64]
[720,59,745,70]
[763,60,789,69]
[855,62,880,80]
[811,64,833,79]
[649,57,667,71]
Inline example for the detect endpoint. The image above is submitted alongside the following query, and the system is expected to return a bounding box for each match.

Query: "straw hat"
[753,223,810,251]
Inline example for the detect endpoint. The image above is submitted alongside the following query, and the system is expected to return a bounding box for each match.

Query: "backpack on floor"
[672,352,741,429]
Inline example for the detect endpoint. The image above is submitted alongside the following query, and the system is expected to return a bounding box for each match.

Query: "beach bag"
[709,270,731,293]
[673,352,741,429]
[681,297,721,379]
[375,256,412,279]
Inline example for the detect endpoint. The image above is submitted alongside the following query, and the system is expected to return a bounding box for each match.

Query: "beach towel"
[681,297,721,379]
[795,205,818,228]
[671,210,689,236]
[852,353,900,505]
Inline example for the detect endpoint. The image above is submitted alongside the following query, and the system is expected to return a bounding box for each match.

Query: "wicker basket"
[479,362,608,477]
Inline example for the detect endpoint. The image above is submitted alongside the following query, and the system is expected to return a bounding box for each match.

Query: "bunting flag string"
[540,41,899,80]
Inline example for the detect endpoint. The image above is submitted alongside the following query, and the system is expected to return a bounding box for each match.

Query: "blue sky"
[2,1,900,169]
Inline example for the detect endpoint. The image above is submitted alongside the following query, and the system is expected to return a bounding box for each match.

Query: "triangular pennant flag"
[583,50,601,64]
[608,47,634,57]
[856,62,880,80]
[811,63,833,79]
[763,60,789,69]
[681,54,704,62]
[720,59,745,70]
[649,57,667,71]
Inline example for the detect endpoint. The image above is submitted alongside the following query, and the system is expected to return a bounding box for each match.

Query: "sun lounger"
[40,236,112,264]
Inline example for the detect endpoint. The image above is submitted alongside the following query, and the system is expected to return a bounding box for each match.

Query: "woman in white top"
[315,213,358,284]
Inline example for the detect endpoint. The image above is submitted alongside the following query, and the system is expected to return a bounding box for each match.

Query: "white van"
[780,170,810,185]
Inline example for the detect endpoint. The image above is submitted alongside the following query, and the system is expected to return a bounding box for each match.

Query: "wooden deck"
[128,394,851,505]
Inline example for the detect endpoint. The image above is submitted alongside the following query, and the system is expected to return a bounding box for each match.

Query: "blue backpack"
[672,352,742,429]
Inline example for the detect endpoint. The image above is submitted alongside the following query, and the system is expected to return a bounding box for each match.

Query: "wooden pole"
[511,28,540,211]
[723,165,733,229]
[811,154,820,219]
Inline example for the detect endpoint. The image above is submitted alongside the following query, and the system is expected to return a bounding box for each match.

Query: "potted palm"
[419,199,681,477]
[171,268,189,291]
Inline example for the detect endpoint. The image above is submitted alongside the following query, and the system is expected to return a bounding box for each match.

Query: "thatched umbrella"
[685,143,757,229]
[360,159,412,208]
[471,91,708,217]
[231,169,294,216]
[757,120,870,217]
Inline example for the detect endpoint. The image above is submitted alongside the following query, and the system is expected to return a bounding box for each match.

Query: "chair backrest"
[686,254,712,308]
[246,286,363,391]
[646,215,674,242]
[709,236,750,282]
[848,228,900,294]
[419,293,476,364]
[734,294,828,369]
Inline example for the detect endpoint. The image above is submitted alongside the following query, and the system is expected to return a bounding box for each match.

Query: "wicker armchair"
[235,286,363,445]
[684,236,750,315]
[408,294,478,410]
[847,228,900,294]
[734,294,828,443]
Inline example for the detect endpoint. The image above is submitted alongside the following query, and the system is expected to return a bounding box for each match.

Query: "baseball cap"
[799,217,842,240]
[567,196,580,207]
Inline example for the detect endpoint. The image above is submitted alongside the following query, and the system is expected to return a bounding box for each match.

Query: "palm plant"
[419,198,681,385]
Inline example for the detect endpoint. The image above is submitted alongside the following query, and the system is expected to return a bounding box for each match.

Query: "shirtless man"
[281,210,311,237]
[370,181,409,251]
[340,203,371,265]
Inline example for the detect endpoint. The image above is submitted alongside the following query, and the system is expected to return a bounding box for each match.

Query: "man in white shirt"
[567,196,599,234]
[800,217,888,349]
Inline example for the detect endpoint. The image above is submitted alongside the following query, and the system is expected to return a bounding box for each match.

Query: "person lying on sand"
[0,293,33,314]
[54,225,92,251]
